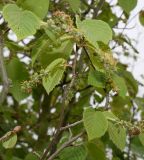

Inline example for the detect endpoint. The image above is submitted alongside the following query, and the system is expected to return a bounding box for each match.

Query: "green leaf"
[139,133,144,146]
[3,4,40,40]
[32,35,73,67]
[131,136,144,157]
[112,73,127,98]
[103,111,119,121]
[88,68,106,88]
[25,153,39,160]
[122,71,138,97]
[32,39,50,65]
[118,0,137,14]
[86,142,106,160]
[87,49,105,72]
[83,108,108,140]
[134,97,144,109]
[108,121,126,151]
[44,28,59,45]
[6,58,29,101]
[139,11,144,26]
[65,0,80,13]
[59,146,87,160]
[78,19,112,46]
[42,58,66,94]
[17,0,49,19]
[10,81,29,102]
[2,133,17,149]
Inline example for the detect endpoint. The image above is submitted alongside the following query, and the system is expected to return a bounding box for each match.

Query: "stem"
[40,45,79,160]
[0,30,9,104]
[83,47,95,70]
[47,131,84,160]
[60,120,83,131]
[93,0,105,18]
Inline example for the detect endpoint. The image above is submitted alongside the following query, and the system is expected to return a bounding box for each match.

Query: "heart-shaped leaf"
[3,4,41,40]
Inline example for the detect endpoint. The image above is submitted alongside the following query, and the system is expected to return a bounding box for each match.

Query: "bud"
[13,126,22,133]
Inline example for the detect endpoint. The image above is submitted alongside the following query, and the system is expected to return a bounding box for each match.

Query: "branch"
[40,46,79,160]
[60,120,83,131]
[93,0,105,19]
[47,131,85,160]
[0,30,9,104]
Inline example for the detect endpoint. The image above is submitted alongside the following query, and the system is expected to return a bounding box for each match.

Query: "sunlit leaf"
[42,58,66,94]
[78,19,112,47]
[112,73,127,98]
[3,4,40,40]
[2,133,17,149]
[17,0,49,19]
[83,108,108,140]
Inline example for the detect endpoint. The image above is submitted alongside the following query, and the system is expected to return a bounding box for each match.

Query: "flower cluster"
[21,69,47,93]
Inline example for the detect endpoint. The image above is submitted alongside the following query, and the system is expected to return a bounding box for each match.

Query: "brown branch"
[47,131,85,160]
[0,30,9,104]
[60,120,83,131]
[40,46,79,160]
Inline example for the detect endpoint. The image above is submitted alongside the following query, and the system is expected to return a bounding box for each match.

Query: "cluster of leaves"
[0,0,144,160]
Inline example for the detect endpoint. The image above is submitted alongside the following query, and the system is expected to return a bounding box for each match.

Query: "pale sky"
[107,0,144,96]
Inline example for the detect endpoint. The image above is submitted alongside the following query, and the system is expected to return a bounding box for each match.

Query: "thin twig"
[47,131,85,160]
[0,30,9,104]
[93,0,105,18]
[83,47,95,70]
[112,6,144,50]
[60,120,83,131]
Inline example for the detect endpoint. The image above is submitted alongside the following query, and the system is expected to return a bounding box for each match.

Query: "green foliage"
[24,153,39,160]
[2,133,17,149]
[3,4,41,40]
[139,133,144,146]
[42,58,66,94]
[86,142,106,160]
[0,0,143,159]
[65,0,80,13]
[59,145,87,160]
[118,0,137,14]
[122,70,138,97]
[32,36,73,66]
[103,111,118,121]
[83,108,108,140]
[88,68,106,88]
[139,11,144,26]
[6,58,29,101]
[108,121,126,151]
[78,19,112,46]
[112,73,127,98]
[17,0,49,19]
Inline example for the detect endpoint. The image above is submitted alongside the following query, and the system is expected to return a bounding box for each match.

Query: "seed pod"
[13,126,22,133]
[129,127,141,136]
